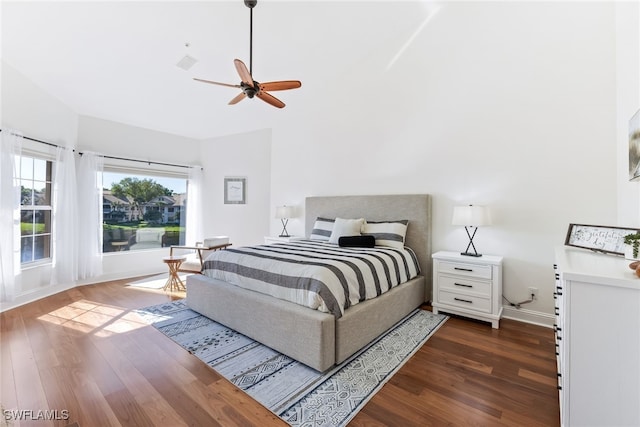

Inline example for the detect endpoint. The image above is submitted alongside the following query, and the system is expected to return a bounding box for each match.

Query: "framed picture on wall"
[224,177,247,204]
[565,223,640,255]
[629,108,640,181]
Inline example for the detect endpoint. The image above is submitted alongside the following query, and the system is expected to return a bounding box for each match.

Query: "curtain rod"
[0,129,197,170]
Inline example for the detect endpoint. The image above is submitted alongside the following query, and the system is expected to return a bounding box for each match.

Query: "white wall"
[268,2,619,325]
[77,115,201,165]
[616,2,640,226]
[200,129,272,247]
[1,61,78,147]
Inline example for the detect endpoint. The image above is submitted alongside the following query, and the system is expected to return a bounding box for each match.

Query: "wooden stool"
[162,256,187,292]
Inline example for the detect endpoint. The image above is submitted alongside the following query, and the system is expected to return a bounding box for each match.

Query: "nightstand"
[264,236,305,245]
[432,251,503,328]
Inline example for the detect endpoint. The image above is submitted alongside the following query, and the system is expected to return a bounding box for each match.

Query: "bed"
[186,194,432,371]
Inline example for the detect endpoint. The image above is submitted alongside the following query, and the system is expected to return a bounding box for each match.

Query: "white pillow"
[309,217,334,241]
[362,220,409,249]
[329,218,365,244]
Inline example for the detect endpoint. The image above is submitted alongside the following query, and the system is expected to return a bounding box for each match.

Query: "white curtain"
[50,146,78,285]
[77,151,103,279]
[186,167,203,245]
[0,131,23,302]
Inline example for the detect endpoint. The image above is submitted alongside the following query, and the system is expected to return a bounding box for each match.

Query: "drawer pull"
[454,267,473,272]
[454,283,473,288]
[454,297,473,304]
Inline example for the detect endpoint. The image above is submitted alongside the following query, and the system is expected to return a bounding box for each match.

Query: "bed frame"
[186,194,431,371]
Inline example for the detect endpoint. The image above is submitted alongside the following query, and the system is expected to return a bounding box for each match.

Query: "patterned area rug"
[137,300,447,426]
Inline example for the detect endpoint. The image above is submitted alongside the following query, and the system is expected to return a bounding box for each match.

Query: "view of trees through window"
[103,171,187,253]
[19,156,52,263]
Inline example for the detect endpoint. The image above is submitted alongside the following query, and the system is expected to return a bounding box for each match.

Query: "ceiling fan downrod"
[244,0,257,76]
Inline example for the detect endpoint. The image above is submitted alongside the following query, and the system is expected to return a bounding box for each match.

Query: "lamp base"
[460,252,482,257]
[279,219,290,238]
[461,226,482,257]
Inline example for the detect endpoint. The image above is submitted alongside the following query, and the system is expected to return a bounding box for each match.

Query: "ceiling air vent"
[176,55,197,71]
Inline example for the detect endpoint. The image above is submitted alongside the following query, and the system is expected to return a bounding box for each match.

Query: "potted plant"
[624,233,640,259]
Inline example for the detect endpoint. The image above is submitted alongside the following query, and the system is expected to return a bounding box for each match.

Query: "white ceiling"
[2,1,439,140]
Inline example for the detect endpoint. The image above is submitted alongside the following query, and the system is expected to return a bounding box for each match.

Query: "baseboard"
[501,305,555,328]
[0,282,76,313]
[0,267,165,313]
[75,267,165,286]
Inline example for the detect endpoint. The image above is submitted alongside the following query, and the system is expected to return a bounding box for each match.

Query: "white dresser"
[554,247,640,426]
[432,251,503,328]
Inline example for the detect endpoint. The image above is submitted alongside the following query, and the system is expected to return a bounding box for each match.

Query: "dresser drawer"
[438,290,491,313]
[437,275,491,297]
[438,261,492,279]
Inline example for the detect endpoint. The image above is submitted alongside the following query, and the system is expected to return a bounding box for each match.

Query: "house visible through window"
[102,171,187,253]
[19,156,53,264]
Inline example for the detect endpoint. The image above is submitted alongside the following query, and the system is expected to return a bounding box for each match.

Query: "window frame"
[101,164,188,254]
[18,154,54,266]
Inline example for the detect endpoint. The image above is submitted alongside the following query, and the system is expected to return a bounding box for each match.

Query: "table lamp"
[275,205,295,237]
[452,205,491,257]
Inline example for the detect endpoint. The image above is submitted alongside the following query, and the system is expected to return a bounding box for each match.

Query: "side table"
[163,255,187,292]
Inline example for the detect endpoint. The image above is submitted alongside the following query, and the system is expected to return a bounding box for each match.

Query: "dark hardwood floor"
[1,277,559,426]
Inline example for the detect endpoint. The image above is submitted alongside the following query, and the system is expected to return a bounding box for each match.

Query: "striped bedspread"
[201,240,420,318]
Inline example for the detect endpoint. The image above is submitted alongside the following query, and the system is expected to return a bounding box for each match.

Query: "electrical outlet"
[528,287,538,300]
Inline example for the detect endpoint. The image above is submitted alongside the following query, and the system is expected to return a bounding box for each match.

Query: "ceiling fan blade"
[228,92,247,105]
[234,59,254,88]
[193,78,241,89]
[259,80,302,92]
[256,91,285,109]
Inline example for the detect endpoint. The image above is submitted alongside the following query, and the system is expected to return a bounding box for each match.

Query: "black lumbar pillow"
[338,235,375,248]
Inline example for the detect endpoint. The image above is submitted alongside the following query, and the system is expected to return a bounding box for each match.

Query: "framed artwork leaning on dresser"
[564,223,640,256]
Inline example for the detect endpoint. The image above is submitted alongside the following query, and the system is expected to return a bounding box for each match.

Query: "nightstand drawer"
[438,275,491,297]
[438,261,492,279]
[438,290,491,313]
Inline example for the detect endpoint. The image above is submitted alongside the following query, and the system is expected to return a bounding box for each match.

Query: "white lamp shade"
[275,205,295,219]
[452,205,491,226]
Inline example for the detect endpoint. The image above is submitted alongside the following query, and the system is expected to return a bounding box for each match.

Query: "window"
[19,156,53,264]
[102,171,187,253]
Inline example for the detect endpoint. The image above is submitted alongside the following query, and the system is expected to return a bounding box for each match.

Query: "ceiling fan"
[193,0,301,109]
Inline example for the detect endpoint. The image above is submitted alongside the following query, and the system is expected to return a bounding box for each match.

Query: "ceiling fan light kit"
[194,0,301,109]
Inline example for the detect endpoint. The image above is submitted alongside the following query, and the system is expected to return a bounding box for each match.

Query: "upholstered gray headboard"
[305,194,432,301]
